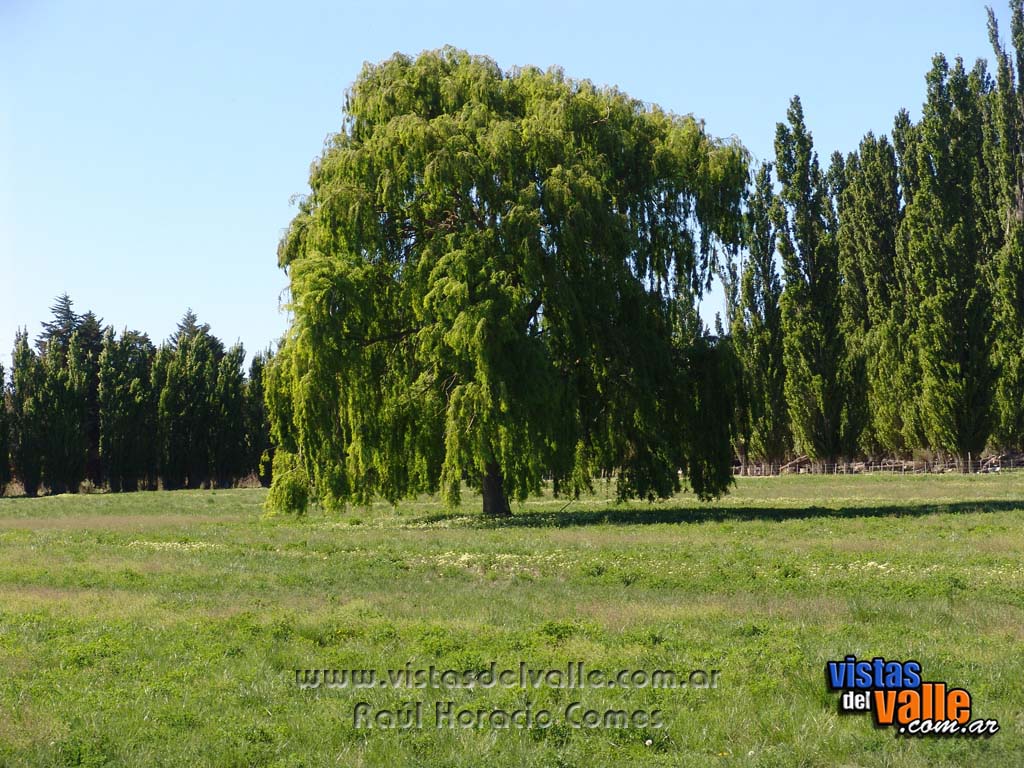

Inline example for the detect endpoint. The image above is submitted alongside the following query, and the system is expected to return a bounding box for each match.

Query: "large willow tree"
[270,48,747,515]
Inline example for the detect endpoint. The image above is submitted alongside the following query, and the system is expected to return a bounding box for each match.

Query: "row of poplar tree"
[0,296,273,496]
[717,7,1024,470]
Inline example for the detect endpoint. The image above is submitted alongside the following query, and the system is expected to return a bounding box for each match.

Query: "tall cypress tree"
[987,4,1024,450]
[75,312,106,485]
[34,296,106,486]
[836,146,869,455]
[0,361,9,495]
[38,331,89,494]
[156,311,225,489]
[717,253,752,473]
[891,109,930,451]
[183,328,222,489]
[98,328,156,492]
[726,163,790,467]
[152,345,179,489]
[827,150,871,458]
[246,349,274,486]
[10,330,44,496]
[899,55,998,466]
[838,133,906,454]
[773,96,845,467]
[211,343,247,488]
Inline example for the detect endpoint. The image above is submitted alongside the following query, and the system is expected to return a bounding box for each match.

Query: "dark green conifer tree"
[10,330,44,497]
[98,329,156,492]
[0,361,9,494]
[156,311,225,489]
[38,332,89,494]
[773,96,846,467]
[987,4,1024,450]
[837,133,905,454]
[211,343,247,487]
[724,163,791,468]
[35,294,79,357]
[898,55,998,467]
[246,350,274,486]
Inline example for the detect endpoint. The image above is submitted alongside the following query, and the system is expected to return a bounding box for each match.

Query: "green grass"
[0,474,1021,766]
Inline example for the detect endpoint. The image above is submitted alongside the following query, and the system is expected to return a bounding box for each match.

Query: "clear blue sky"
[0,0,1008,369]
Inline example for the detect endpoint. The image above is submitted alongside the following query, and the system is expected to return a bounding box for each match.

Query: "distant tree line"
[721,4,1024,472]
[0,295,273,496]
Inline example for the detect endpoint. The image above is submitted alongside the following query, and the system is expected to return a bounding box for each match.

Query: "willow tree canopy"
[268,47,748,515]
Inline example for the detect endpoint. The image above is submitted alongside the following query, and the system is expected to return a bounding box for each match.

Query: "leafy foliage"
[270,48,748,513]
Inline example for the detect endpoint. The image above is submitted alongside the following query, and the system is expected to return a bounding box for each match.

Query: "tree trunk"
[482,461,511,517]
[959,452,971,474]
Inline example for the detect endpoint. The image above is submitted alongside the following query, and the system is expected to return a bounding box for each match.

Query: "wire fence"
[733,456,1024,476]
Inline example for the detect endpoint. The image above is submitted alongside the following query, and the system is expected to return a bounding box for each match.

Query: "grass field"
[0,474,1021,766]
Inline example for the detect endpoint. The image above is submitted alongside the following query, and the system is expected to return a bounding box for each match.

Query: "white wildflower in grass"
[127,540,224,552]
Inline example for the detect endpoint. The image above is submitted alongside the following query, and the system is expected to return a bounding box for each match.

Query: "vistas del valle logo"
[825,656,999,737]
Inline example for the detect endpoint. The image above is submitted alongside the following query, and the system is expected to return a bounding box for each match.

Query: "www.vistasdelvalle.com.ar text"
[295,662,721,691]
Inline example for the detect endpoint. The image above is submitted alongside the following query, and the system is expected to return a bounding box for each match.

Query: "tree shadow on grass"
[411,500,1024,529]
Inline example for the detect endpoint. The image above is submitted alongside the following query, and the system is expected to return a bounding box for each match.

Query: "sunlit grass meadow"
[0,473,1021,766]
